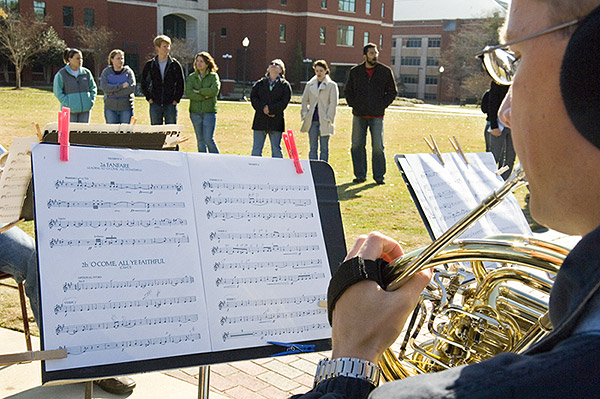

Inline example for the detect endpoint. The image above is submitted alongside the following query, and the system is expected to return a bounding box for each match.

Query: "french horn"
[378,165,570,380]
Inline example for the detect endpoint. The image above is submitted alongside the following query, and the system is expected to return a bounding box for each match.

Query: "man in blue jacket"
[294,0,600,397]
[344,43,397,185]
[141,35,185,125]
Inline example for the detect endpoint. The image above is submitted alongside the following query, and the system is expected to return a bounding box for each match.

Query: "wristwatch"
[313,357,381,387]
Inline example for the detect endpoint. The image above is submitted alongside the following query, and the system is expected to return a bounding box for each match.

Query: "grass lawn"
[0,86,497,335]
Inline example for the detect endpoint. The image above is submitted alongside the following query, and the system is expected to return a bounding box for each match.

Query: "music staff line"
[209,230,317,242]
[202,181,309,192]
[47,199,185,210]
[55,314,199,336]
[212,244,320,255]
[220,308,326,326]
[54,295,197,316]
[48,217,188,231]
[63,333,203,355]
[206,210,314,221]
[215,272,326,287]
[222,323,329,342]
[214,259,323,272]
[49,234,189,249]
[55,179,184,192]
[218,294,326,310]
[63,275,195,292]
[204,196,311,207]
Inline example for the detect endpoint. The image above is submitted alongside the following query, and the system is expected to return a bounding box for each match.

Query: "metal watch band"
[313,357,381,388]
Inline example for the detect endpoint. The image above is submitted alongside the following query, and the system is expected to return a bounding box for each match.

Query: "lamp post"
[302,58,313,81]
[241,37,250,101]
[437,65,445,104]
[221,53,232,79]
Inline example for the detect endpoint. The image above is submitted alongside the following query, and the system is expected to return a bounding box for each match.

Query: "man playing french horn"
[294,0,600,397]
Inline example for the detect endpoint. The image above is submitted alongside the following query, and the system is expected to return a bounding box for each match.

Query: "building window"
[63,6,74,27]
[381,2,385,17]
[281,0,287,5]
[321,0,327,8]
[164,14,186,39]
[444,21,456,31]
[401,57,420,66]
[391,57,395,66]
[337,25,354,46]
[363,32,369,46]
[0,0,18,13]
[426,57,440,66]
[320,27,326,44]
[424,93,437,100]
[365,0,371,14]
[221,27,227,37]
[402,75,418,84]
[405,38,422,48]
[425,75,438,85]
[279,24,286,42]
[338,0,355,12]
[379,34,383,48]
[428,37,441,48]
[84,8,95,28]
[33,1,45,18]
[392,38,397,48]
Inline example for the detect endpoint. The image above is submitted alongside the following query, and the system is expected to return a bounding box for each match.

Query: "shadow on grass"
[337,181,378,201]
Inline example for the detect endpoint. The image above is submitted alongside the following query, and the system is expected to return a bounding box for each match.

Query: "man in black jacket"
[141,35,185,125]
[344,43,397,185]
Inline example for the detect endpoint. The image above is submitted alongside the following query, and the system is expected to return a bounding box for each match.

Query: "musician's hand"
[331,232,432,364]
[490,128,502,137]
[263,105,270,115]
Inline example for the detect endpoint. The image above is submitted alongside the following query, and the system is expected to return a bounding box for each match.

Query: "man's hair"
[153,35,172,48]
[194,51,219,73]
[363,43,378,55]
[107,49,125,66]
[312,59,330,74]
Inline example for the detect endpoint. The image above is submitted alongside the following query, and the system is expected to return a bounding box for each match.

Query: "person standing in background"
[186,52,221,153]
[344,43,397,185]
[486,80,515,180]
[250,59,292,158]
[141,35,184,125]
[53,48,97,123]
[300,60,339,162]
[100,49,136,124]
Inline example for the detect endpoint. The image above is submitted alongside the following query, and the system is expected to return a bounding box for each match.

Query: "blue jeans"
[70,111,90,123]
[351,116,386,181]
[251,130,283,158]
[490,127,516,180]
[0,226,40,324]
[308,121,330,162]
[190,112,219,153]
[104,108,133,124]
[149,102,177,125]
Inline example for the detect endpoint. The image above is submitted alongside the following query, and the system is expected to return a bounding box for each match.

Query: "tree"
[74,25,115,79]
[170,38,197,77]
[289,41,304,92]
[0,10,62,88]
[34,27,66,84]
[441,13,504,101]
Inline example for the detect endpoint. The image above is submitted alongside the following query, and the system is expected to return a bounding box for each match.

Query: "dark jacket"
[344,62,397,117]
[486,81,509,129]
[141,55,184,106]
[293,225,600,399]
[250,75,292,132]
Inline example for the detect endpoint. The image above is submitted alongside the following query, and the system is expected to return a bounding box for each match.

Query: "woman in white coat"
[300,60,339,162]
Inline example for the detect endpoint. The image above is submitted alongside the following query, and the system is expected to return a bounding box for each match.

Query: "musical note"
[209,229,317,242]
[220,309,325,325]
[218,294,325,310]
[53,295,197,316]
[206,210,314,221]
[62,275,195,292]
[64,333,202,355]
[48,217,188,231]
[213,259,322,271]
[211,244,319,255]
[204,195,311,207]
[47,199,185,210]
[55,314,199,335]
[222,323,329,342]
[202,181,309,192]
[49,234,189,249]
[215,272,326,287]
[54,179,184,193]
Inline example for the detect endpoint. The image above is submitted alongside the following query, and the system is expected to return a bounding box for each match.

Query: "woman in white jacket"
[300,60,339,162]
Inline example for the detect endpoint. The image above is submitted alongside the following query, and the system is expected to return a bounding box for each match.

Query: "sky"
[393,0,509,21]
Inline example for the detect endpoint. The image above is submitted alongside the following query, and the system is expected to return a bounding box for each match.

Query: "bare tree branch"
[74,25,115,79]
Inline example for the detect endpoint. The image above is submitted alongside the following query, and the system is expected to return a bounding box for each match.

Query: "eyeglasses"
[476,18,580,85]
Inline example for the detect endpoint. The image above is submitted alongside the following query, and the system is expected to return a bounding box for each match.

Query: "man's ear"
[560,4,600,149]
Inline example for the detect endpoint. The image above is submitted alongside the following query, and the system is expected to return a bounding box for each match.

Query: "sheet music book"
[32,143,344,383]
[396,152,531,240]
[0,137,38,223]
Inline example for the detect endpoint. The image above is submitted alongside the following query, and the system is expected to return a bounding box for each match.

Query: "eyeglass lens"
[483,48,518,85]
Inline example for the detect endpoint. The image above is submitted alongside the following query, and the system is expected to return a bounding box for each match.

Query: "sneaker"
[95,377,136,395]
[352,177,366,183]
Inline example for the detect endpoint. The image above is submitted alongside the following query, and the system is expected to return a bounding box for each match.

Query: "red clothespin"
[282,129,303,174]
[58,107,70,161]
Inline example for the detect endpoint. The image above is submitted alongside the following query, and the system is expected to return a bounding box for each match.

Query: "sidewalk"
[0,327,328,399]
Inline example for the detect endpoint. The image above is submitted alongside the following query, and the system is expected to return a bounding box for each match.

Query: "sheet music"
[32,145,332,372]
[0,137,38,223]
[188,154,331,351]
[399,152,530,240]
[33,145,210,371]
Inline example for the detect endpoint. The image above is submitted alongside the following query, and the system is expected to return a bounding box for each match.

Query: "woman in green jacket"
[186,52,221,153]
[52,48,97,122]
